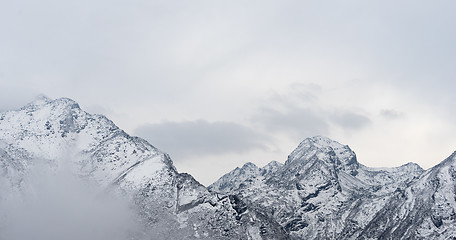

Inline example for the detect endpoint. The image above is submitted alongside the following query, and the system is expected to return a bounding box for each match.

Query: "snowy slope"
[358,151,456,239]
[208,161,283,194]
[0,96,289,240]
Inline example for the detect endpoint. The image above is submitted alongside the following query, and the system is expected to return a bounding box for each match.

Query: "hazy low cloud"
[0,82,40,112]
[134,120,269,160]
[0,162,139,240]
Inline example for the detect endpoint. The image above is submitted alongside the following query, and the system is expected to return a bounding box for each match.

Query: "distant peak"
[22,96,81,111]
[242,162,258,169]
[54,97,80,108]
[35,94,51,100]
[287,136,358,171]
[263,161,283,170]
[265,160,282,167]
[307,135,341,143]
[401,162,422,169]
[261,160,283,174]
[28,94,52,106]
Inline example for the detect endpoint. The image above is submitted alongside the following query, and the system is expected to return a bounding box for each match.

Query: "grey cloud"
[287,83,323,102]
[380,109,404,120]
[134,120,269,160]
[329,111,371,130]
[264,83,323,115]
[255,82,371,137]
[253,107,329,138]
[253,106,372,138]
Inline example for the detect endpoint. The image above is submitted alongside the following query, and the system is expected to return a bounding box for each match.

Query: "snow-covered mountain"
[2,96,456,239]
[210,136,456,239]
[0,96,289,240]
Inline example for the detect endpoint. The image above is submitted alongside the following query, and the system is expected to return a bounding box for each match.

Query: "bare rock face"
[0,96,289,240]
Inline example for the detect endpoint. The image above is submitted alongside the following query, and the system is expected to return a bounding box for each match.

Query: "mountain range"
[1,96,455,239]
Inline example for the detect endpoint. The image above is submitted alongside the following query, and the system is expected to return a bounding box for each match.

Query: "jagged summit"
[261,160,283,174]
[285,136,359,175]
[29,94,52,105]
[19,95,81,113]
[208,160,286,194]
[241,161,258,169]
[298,135,346,148]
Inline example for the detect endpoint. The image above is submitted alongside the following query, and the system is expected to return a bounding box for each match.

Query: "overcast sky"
[1,0,456,185]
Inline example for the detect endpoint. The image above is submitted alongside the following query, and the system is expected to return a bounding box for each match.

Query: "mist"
[0,159,141,240]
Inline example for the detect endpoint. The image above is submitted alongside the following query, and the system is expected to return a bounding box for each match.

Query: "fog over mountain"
[0,163,138,240]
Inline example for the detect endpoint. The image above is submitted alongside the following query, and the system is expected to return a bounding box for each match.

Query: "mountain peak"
[399,162,423,170]
[22,96,80,111]
[261,160,283,176]
[241,162,258,169]
[286,136,359,174]
[53,97,81,109]
[26,94,52,107]
[263,160,282,168]
[300,135,346,149]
